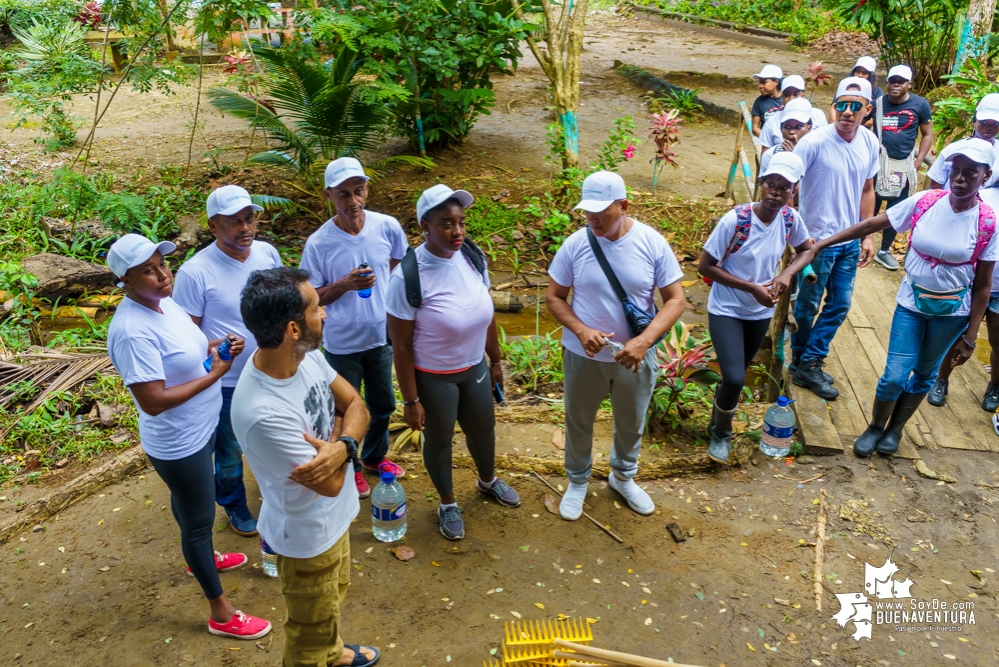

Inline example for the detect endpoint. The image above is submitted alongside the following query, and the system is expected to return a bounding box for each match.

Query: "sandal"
[341,644,380,667]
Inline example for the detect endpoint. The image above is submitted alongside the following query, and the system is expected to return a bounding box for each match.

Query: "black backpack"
[400,238,488,308]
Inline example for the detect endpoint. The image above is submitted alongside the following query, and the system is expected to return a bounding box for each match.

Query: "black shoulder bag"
[585,227,663,344]
[400,238,488,308]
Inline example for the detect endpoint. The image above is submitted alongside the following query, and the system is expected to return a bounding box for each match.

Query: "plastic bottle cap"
[380,471,396,484]
[776,396,790,407]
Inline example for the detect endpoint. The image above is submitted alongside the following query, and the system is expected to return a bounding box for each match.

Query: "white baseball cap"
[886,65,913,81]
[944,137,994,167]
[975,93,999,123]
[854,56,877,73]
[781,75,805,93]
[781,98,813,125]
[835,76,873,101]
[206,185,263,219]
[324,156,370,189]
[752,64,783,81]
[416,183,474,222]
[759,151,805,184]
[575,171,627,213]
[107,233,176,288]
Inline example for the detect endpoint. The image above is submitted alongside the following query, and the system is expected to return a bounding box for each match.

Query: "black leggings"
[416,357,496,498]
[147,437,223,600]
[709,313,771,411]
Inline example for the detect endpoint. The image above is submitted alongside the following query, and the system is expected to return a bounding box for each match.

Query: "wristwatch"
[337,436,359,460]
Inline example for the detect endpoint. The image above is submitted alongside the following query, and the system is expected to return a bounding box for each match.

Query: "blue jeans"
[324,345,396,470]
[215,386,248,511]
[876,305,967,401]
[793,240,860,363]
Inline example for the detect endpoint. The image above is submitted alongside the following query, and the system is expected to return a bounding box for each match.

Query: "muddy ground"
[4,10,999,667]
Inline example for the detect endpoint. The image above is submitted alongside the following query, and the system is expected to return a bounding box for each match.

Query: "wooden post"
[766,247,793,401]
[724,120,745,201]
[737,100,762,163]
[738,146,755,200]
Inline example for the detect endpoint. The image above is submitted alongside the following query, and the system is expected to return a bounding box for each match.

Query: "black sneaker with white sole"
[438,505,465,540]
[982,382,999,412]
[477,478,521,507]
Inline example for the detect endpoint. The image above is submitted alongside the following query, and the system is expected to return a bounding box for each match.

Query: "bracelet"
[490,360,502,366]
[962,334,977,349]
[403,397,420,406]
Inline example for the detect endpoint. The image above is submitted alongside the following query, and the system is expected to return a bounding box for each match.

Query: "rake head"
[504,618,594,646]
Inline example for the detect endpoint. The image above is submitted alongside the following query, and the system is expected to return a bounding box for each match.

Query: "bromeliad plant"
[649,108,682,193]
[648,321,720,427]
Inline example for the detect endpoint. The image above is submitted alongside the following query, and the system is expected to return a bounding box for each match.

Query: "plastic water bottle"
[260,538,278,577]
[203,337,232,373]
[604,337,643,369]
[357,262,372,299]
[760,396,797,457]
[371,469,407,542]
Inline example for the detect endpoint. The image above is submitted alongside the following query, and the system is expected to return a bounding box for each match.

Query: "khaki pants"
[277,532,350,667]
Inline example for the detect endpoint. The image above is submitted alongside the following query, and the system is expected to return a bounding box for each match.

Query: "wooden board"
[821,348,867,437]
[783,369,843,454]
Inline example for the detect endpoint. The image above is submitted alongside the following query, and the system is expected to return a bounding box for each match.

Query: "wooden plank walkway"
[785,264,999,458]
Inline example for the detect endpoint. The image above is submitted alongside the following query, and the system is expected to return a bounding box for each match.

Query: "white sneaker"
[608,474,654,515]
[559,482,588,521]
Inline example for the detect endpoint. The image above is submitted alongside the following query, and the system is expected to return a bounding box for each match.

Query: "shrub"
[931,59,999,150]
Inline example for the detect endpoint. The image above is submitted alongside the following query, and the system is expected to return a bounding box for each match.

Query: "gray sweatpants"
[415,357,496,498]
[563,348,657,484]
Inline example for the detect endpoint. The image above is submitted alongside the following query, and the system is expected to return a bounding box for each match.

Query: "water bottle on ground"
[203,337,233,373]
[604,337,642,369]
[760,396,796,458]
[260,538,278,577]
[371,469,407,542]
[357,262,372,299]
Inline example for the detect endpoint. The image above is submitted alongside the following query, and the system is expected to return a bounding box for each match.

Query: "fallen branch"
[0,447,149,544]
[532,470,623,544]
[814,487,827,612]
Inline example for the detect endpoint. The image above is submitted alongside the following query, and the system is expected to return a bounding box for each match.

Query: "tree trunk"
[953,0,997,73]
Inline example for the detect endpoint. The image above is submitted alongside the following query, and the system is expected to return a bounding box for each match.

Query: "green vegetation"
[649,322,720,429]
[499,328,564,396]
[930,60,999,149]
[635,0,846,45]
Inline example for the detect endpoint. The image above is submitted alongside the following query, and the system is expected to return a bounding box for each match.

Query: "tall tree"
[510,0,587,170]
[953,0,997,73]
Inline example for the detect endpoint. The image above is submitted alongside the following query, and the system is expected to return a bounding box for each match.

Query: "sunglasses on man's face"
[835,101,866,113]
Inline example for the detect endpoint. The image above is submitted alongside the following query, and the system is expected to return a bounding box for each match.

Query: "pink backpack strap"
[909,190,997,269]
[721,204,753,262]
[971,196,996,265]
[908,190,951,268]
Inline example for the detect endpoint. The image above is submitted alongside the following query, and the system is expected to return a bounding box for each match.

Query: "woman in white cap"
[698,152,815,463]
[105,234,272,639]
[760,97,815,158]
[386,184,519,541]
[811,138,997,457]
[751,64,784,137]
[927,93,999,190]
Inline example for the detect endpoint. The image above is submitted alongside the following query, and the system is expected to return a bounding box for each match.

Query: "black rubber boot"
[707,402,737,464]
[853,397,896,457]
[876,392,926,455]
[792,358,839,399]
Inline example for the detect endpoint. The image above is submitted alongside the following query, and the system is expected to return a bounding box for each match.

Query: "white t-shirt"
[172,241,283,388]
[978,187,999,291]
[703,206,810,320]
[926,138,999,188]
[887,190,999,316]
[107,296,222,461]
[548,221,683,363]
[232,350,359,559]
[759,108,827,148]
[794,123,880,241]
[299,212,408,355]
[385,244,494,372]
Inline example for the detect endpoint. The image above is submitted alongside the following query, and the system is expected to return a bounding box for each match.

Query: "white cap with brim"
[759,151,805,184]
[781,75,805,93]
[206,184,264,219]
[752,64,783,81]
[835,76,873,102]
[416,183,474,222]
[324,156,370,189]
[943,137,994,167]
[107,233,177,288]
[854,56,877,73]
[575,171,628,213]
[887,65,913,81]
[781,98,813,125]
[976,93,999,123]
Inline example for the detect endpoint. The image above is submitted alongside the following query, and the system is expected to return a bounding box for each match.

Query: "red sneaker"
[186,551,247,577]
[208,610,272,640]
[355,471,371,499]
[361,458,407,477]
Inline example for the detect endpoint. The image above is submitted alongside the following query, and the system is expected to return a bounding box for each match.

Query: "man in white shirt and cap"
[299,157,409,499]
[173,184,283,537]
